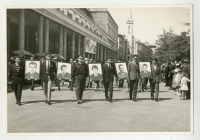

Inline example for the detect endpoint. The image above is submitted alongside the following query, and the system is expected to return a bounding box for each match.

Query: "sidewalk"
[6,82,191,133]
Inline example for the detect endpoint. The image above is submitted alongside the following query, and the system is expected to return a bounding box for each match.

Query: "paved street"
[7,82,191,133]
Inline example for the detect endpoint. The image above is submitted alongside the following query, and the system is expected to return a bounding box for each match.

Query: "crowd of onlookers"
[160,58,190,99]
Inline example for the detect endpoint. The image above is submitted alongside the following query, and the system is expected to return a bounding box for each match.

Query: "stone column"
[63,27,67,58]
[18,9,25,50]
[101,45,104,61]
[82,36,86,58]
[38,15,43,53]
[71,31,75,58]
[25,25,29,51]
[59,25,63,55]
[44,17,49,53]
[77,33,81,56]
[104,47,107,60]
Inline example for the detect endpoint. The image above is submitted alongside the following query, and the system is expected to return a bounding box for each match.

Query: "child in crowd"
[180,72,190,100]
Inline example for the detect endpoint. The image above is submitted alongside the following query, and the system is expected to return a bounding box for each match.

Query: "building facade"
[7,8,118,61]
[89,8,118,61]
[135,41,153,61]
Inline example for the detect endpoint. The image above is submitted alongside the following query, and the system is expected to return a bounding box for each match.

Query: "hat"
[132,55,138,59]
[152,58,158,61]
[70,59,73,61]
[85,58,88,61]
[90,59,93,61]
[174,68,181,73]
[183,58,189,63]
[53,57,58,60]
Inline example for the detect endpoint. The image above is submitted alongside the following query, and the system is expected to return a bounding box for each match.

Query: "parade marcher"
[182,58,190,99]
[180,72,190,100]
[125,59,131,92]
[8,56,24,105]
[40,53,56,105]
[53,57,61,91]
[168,60,175,90]
[128,55,140,101]
[150,58,161,102]
[102,57,118,102]
[72,55,89,104]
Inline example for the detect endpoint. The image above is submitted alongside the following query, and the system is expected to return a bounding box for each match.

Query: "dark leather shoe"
[106,98,109,101]
[17,102,21,105]
[45,100,48,104]
[151,96,154,100]
[142,89,144,92]
[58,88,60,91]
[16,101,18,104]
[47,101,52,105]
[109,99,112,103]
[133,96,137,102]
[155,98,158,102]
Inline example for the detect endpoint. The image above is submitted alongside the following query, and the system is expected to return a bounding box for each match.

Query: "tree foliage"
[153,26,190,63]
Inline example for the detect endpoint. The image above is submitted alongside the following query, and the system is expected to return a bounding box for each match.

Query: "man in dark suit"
[57,65,71,79]
[140,63,151,91]
[72,55,89,104]
[102,57,118,102]
[164,61,170,86]
[168,60,175,90]
[90,65,102,81]
[53,57,61,91]
[128,55,140,101]
[150,58,161,102]
[8,56,24,105]
[40,53,56,105]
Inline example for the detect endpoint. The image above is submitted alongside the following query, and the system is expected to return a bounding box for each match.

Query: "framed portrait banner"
[57,62,71,80]
[115,63,128,79]
[25,60,40,80]
[85,37,97,54]
[88,63,103,81]
[139,62,152,78]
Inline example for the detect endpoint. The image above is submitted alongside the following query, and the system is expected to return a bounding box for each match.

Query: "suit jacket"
[128,62,140,80]
[102,63,118,83]
[57,72,71,79]
[151,65,161,83]
[25,72,39,79]
[168,64,175,77]
[40,60,56,82]
[9,63,24,84]
[117,72,128,79]
[140,71,151,78]
[90,73,103,81]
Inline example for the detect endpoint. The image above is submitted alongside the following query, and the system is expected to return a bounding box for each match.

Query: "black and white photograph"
[5,5,194,136]
[88,63,103,81]
[25,60,40,80]
[56,62,71,80]
[139,62,152,78]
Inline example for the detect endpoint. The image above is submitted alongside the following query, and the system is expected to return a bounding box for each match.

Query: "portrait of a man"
[57,64,71,80]
[139,62,152,78]
[115,63,128,79]
[89,64,103,81]
[25,61,40,79]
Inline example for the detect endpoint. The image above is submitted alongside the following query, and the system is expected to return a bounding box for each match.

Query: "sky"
[108,7,190,44]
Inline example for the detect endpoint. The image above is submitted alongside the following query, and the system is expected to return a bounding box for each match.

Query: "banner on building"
[85,37,97,54]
